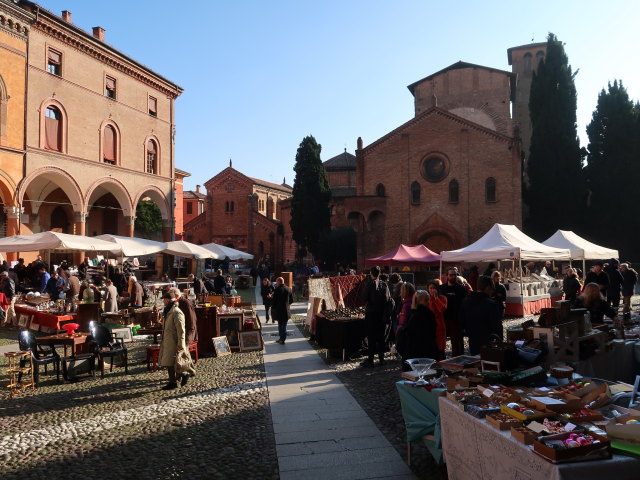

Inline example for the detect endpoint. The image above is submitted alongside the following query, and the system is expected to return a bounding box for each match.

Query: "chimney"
[196,185,201,194]
[92,26,105,42]
[61,10,72,23]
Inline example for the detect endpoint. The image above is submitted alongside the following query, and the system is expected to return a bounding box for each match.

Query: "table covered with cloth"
[396,381,445,463]
[14,305,76,330]
[439,396,640,480]
[573,339,640,384]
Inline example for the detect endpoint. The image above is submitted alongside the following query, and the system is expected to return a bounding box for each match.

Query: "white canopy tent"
[162,240,221,260]
[542,230,619,275]
[0,231,123,254]
[440,224,571,315]
[200,242,254,261]
[95,234,167,257]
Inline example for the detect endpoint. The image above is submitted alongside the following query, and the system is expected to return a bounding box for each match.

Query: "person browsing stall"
[460,275,502,355]
[158,289,195,390]
[427,279,447,360]
[440,268,467,357]
[272,277,294,344]
[396,290,439,365]
[361,266,390,367]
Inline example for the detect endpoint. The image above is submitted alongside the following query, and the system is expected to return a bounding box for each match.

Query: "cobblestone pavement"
[0,332,279,480]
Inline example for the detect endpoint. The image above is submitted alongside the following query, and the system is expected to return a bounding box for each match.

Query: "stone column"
[4,206,22,261]
[73,212,88,265]
[162,219,174,242]
[124,216,136,237]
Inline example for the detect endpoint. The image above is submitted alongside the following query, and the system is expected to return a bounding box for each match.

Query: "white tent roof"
[542,230,618,260]
[0,231,123,253]
[441,224,571,262]
[200,242,254,260]
[95,234,167,257]
[163,240,221,260]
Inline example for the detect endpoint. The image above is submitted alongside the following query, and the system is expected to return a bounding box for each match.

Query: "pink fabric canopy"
[365,244,441,266]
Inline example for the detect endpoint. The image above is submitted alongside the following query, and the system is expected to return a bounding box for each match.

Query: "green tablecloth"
[395,381,446,464]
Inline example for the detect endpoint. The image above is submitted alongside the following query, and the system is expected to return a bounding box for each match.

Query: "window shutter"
[45,114,61,151]
[103,126,116,162]
[106,76,116,90]
[48,49,62,65]
[149,96,157,114]
[147,140,157,154]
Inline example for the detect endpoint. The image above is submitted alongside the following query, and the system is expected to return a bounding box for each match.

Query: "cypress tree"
[525,33,585,239]
[290,135,331,259]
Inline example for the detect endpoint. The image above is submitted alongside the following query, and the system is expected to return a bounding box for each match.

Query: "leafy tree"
[290,135,331,258]
[134,200,163,240]
[584,80,640,257]
[525,33,585,239]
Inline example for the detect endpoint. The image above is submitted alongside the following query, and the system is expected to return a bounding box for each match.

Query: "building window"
[258,241,264,254]
[146,139,157,174]
[105,76,116,99]
[485,177,497,203]
[44,106,62,151]
[149,96,157,117]
[47,48,62,76]
[421,154,448,182]
[186,202,193,215]
[225,201,234,213]
[411,181,421,205]
[448,179,459,204]
[376,183,385,197]
[536,51,545,66]
[523,52,532,73]
[103,125,117,164]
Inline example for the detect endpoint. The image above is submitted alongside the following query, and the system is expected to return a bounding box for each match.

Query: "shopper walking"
[261,277,275,323]
[361,266,390,367]
[158,289,195,390]
[272,277,293,344]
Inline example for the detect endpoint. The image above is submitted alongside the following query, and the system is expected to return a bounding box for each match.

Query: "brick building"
[0,2,182,261]
[326,58,527,268]
[183,164,294,268]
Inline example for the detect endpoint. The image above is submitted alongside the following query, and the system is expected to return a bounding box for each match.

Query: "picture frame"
[111,326,133,343]
[29,322,40,332]
[212,336,231,357]
[17,314,32,328]
[239,330,262,352]
[216,314,242,350]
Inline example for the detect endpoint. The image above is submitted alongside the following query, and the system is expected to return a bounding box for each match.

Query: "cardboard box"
[554,379,598,397]
[500,403,548,421]
[446,389,486,408]
[511,425,538,445]
[533,431,611,462]
[606,415,640,444]
[486,413,522,430]
[581,384,612,410]
[465,403,500,419]
[529,394,581,413]
[559,409,605,423]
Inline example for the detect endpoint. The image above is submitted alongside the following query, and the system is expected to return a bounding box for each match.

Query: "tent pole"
[583,259,586,281]
[439,259,442,280]
[519,258,524,318]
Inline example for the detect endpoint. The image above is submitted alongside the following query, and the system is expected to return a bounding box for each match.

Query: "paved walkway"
[256,284,415,480]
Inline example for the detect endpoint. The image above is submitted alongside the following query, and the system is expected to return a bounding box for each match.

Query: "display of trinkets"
[465,403,500,419]
[500,402,547,421]
[559,409,605,423]
[486,413,522,430]
[533,431,611,462]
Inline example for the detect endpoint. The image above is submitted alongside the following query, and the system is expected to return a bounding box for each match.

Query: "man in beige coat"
[158,289,188,390]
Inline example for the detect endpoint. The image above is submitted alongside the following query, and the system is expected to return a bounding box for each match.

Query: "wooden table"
[137,327,163,344]
[15,305,76,331]
[36,332,91,357]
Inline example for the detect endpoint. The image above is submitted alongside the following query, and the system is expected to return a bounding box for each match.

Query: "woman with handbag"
[158,288,195,390]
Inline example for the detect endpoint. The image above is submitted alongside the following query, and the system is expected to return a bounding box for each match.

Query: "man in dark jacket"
[272,277,294,344]
[440,268,467,357]
[361,266,390,367]
[604,259,624,310]
[585,261,609,299]
[491,271,507,321]
[620,263,637,319]
[460,275,502,355]
[213,269,226,295]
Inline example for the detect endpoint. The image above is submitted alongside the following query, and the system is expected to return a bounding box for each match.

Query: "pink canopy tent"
[364,244,441,267]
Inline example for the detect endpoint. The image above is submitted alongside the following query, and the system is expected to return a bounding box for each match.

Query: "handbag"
[480,335,518,371]
[516,339,543,365]
[175,348,196,376]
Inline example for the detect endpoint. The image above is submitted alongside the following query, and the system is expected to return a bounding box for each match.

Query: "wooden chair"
[77,303,101,332]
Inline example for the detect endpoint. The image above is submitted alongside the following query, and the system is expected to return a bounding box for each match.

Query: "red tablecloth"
[0,292,8,310]
[14,305,76,330]
[505,296,563,316]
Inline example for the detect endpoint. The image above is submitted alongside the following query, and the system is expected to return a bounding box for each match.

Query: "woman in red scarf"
[428,279,447,359]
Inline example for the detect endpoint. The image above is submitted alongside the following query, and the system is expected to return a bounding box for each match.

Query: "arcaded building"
[0,2,182,260]
[327,56,531,268]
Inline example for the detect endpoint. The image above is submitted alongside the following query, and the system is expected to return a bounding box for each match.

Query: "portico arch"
[133,185,170,241]
[86,177,134,236]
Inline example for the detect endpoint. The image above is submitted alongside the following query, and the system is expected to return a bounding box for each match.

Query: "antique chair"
[18,330,61,386]
[77,303,101,332]
[89,322,128,377]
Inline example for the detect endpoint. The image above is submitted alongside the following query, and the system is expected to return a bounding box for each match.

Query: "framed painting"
[239,331,262,352]
[217,314,242,350]
[111,327,133,343]
[17,314,32,328]
[213,336,231,357]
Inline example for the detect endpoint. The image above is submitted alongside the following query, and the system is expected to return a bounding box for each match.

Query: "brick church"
[324,42,546,268]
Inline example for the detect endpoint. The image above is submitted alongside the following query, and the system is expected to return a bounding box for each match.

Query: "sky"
[41,0,640,192]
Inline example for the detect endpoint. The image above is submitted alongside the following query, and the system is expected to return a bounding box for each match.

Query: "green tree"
[525,33,585,239]
[134,200,163,240]
[584,80,640,257]
[290,135,331,258]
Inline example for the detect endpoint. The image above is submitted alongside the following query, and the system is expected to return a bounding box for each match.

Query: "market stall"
[542,230,619,275]
[441,224,571,316]
[365,244,441,267]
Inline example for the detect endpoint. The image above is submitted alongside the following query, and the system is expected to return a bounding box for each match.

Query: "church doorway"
[419,232,454,253]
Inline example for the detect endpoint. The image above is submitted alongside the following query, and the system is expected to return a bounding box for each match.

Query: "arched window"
[448,179,459,204]
[485,177,497,203]
[536,51,545,66]
[146,139,157,174]
[103,125,117,164]
[258,240,264,254]
[411,181,421,205]
[376,183,385,197]
[523,52,532,73]
[44,106,62,152]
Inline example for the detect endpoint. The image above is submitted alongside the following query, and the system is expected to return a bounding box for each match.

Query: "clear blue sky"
[42,0,640,191]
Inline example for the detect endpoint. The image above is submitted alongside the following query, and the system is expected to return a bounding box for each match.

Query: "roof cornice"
[0,0,34,40]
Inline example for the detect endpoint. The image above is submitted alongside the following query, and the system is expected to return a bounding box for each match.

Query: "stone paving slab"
[256,285,414,479]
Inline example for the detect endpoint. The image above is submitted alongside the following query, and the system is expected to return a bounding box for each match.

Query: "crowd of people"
[359,259,638,368]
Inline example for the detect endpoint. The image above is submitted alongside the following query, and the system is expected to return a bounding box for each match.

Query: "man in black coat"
[213,269,226,295]
[460,275,502,355]
[620,263,638,319]
[272,276,293,344]
[491,271,507,322]
[361,266,390,367]
[439,268,467,357]
[604,259,624,310]
[585,261,609,299]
